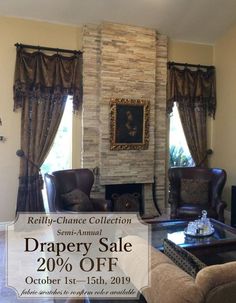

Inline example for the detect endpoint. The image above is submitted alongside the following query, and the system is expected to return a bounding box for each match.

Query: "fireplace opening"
[105,184,143,214]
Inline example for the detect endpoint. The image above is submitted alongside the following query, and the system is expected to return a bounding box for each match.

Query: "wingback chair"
[168,167,227,222]
[44,168,111,212]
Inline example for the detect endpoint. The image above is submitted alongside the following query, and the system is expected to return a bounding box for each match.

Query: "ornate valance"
[13,48,83,112]
[167,66,216,118]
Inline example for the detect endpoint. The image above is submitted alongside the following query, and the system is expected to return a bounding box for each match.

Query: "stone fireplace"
[81,22,168,217]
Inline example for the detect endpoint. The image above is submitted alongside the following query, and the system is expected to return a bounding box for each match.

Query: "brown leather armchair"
[168,167,227,222]
[44,168,111,212]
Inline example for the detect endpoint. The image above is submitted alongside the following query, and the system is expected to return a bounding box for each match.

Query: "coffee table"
[144,218,236,262]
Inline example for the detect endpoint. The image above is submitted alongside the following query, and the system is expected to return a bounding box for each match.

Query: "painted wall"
[212,24,236,209]
[0,16,82,222]
[168,40,213,65]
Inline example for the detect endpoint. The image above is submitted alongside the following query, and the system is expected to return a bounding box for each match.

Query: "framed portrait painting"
[110,98,150,150]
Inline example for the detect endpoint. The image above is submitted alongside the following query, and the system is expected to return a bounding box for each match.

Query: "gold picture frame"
[110,98,150,150]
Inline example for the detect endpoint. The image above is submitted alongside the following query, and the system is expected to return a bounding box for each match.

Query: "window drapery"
[14,48,83,212]
[167,65,216,167]
[14,48,83,112]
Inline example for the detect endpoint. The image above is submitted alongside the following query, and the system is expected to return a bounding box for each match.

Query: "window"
[41,96,73,211]
[41,97,73,175]
[169,103,194,167]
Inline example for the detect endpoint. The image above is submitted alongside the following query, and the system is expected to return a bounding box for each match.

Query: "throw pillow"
[61,189,94,211]
[163,238,206,277]
[180,178,209,204]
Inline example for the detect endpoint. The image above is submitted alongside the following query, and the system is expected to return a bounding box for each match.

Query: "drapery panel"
[14,48,83,112]
[167,66,216,166]
[16,95,66,212]
[14,48,83,212]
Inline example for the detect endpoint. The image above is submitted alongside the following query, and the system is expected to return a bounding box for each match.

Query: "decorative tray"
[184,227,215,238]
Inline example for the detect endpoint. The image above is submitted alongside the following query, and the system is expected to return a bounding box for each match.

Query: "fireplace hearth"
[105,184,143,214]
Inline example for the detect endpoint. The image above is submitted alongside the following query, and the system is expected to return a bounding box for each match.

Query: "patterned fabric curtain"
[14,48,83,212]
[167,66,216,166]
[14,48,83,112]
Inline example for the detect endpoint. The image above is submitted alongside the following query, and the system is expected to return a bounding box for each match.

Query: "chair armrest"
[90,198,112,211]
[143,263,203,303]
[196,262,236,297]
[44,173,57,212]
[168,186,179,219]
[216,199,227,222]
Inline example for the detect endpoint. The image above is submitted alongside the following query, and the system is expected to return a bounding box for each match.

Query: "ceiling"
[1,0,236,44]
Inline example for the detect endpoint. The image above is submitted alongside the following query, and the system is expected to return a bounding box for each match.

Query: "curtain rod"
[15,43,82,55]
[167,61,214,70]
